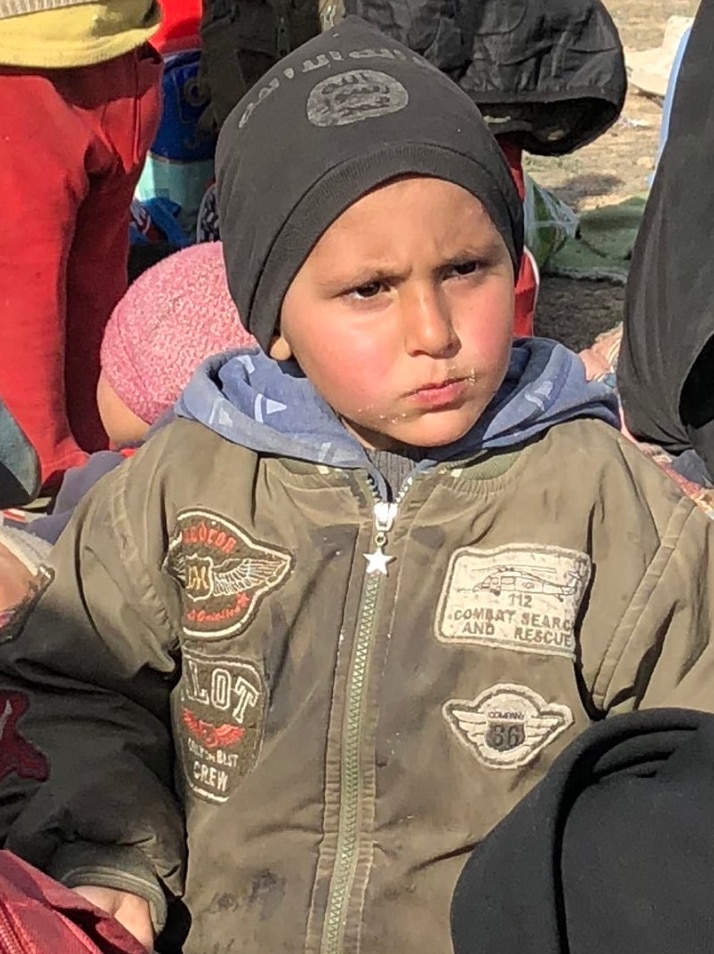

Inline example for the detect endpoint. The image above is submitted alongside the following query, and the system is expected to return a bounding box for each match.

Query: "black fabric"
[344,0,626,155]
[216,17,523,351]
[451,708,714,954]
[199,0,321,131]
[618,0,714,481]
[127,243,181,285]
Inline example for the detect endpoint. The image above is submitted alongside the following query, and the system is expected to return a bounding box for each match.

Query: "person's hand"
[579,324,623,383]
[579,345,612,382]
[73,885,154,952]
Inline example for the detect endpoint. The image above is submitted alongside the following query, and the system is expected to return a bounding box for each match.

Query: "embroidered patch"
[165,510,292,639]
[443,684,573,769]
[0,566,54,646]
[0,691,49,783]
[178,650,266,804]
[435,544,591,659]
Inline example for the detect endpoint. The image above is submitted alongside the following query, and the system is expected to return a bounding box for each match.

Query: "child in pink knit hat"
[98,241,254,446]
[7,241,254,550]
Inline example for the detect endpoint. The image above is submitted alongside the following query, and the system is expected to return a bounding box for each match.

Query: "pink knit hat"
[101,242,255,425]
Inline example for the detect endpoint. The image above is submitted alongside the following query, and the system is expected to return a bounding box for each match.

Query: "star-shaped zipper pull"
[363,546,394,576]
[364,501,398,576]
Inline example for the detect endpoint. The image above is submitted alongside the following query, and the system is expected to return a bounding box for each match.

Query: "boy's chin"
[350,407,484,452]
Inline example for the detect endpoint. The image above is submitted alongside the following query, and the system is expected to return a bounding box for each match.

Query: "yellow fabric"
[0,0,161,67]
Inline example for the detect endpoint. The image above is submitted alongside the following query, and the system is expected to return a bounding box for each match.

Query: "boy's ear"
[269,334,292,361]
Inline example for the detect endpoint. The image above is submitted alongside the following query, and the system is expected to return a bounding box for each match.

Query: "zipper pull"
[364,502,397,576]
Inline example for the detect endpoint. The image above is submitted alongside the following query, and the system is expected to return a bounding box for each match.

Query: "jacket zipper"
[321,475,413,954]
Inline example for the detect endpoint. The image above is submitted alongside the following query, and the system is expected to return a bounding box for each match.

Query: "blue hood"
[176,339,618,491]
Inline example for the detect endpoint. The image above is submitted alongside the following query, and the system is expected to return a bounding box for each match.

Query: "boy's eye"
[448,259,480,278]
[348,281,385,300]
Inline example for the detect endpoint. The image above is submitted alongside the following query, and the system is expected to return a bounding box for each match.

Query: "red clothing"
[152,0,202,53]
[498,138,536,338]
[0,47,162,490]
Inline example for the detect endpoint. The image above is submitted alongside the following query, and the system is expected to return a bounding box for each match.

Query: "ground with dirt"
[529,0,698,350]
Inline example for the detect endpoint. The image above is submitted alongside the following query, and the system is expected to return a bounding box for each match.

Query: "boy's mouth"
[406,377,469,408]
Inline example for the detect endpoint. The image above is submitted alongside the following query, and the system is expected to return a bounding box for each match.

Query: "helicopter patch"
[435,544,591,659]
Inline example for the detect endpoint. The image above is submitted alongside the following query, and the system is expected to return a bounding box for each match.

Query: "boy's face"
[274,177,515,450]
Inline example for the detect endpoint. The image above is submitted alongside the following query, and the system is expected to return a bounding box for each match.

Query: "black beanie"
[216,16,523,352]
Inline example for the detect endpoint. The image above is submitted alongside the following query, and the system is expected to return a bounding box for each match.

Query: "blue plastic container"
[136,49,217,235]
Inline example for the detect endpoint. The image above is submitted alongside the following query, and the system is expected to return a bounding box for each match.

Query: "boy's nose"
[401,288,459,358]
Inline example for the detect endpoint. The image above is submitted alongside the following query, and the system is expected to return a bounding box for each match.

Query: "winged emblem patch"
[182,708,246,750]
[165,510,292,638]
[443,684,573,769]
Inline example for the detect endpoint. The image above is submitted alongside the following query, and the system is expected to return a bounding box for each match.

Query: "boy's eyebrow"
[315,265,404,290]
[450,239,509,261]
[315,242,507,290]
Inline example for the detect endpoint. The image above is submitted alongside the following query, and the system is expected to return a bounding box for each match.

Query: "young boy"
[1,18,714,954]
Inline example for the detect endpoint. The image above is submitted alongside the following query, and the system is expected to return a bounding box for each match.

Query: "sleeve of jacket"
[0,446,184,933]
[591,492,714,715]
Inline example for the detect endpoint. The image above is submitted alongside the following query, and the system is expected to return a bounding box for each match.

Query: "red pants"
[498,139,537,338]
[0,48,162,490]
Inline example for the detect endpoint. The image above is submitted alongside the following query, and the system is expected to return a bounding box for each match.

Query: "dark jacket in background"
[452,707,714,954]
[343,0,626,153]
[618,0,714,483]
[199,0,626,151]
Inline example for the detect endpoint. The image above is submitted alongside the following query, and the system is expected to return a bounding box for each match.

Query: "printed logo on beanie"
[435,544,591,660]
[165,509,293,639]
[178,649,266,803]
[237,45,430,129]
[307,69,409,127]
[443,684,573,770]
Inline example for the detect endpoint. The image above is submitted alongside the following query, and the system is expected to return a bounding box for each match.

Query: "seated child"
[97,240,252,448]
[0,241,250,635]
[20,240,253,545]
[1,19,714,954]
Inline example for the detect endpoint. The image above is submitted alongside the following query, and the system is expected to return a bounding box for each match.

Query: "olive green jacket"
[2,416,714,953]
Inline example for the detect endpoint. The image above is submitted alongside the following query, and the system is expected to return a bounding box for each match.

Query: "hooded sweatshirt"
[176,339,619,495]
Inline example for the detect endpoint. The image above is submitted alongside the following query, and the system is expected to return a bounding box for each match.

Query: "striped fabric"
[0,0,99,18]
